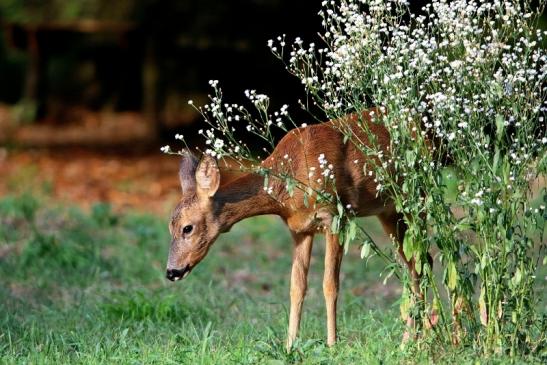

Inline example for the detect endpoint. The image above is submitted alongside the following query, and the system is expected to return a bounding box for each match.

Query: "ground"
[0,148,544,364]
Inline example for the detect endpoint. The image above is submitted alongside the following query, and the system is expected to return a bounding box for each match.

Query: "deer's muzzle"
[166,264,191,281]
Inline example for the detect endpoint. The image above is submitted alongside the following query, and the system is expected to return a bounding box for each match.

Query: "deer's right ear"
[179,151,199,195]
[195,154,220,198]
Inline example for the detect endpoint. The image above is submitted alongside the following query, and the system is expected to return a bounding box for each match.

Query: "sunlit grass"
[0,194,544,363]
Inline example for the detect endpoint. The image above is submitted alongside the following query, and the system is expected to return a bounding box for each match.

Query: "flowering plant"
[165,0,546,356]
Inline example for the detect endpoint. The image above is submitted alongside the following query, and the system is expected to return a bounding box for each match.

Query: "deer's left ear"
[195,154,220,198]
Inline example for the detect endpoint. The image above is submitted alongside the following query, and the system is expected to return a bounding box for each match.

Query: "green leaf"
[360,242,371,259]
[492,147,500,174]
[512,268,522,286]
[480,255,487,270]
[343,134,349,144]
[447,261,458,290]
[479,287,488,326]
[495,114,504,142]
[331,215,340,233]
[343,232,351,254]
[415,254,422,275]
[400,287,411,321]
[337,202,344,217]
[454,217,472,231]
[405,150,416,166]
[383,267,395,285]
[348,220,357,241]
[286,179,295,197]
[402,233,414,261]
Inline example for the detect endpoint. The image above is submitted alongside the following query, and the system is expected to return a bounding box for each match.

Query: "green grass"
[0,194,544,364]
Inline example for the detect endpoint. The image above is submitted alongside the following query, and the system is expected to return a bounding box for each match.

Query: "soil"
[0,147,244,215]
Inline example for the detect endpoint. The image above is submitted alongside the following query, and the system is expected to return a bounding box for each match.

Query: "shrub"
[165,0,546,356]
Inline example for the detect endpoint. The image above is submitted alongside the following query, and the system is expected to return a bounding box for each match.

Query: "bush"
[165,0,546,357]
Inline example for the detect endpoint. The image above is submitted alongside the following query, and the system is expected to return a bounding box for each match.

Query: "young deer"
[166,109,422,349]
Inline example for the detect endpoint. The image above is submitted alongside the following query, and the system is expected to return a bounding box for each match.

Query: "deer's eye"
[182,225,193,235]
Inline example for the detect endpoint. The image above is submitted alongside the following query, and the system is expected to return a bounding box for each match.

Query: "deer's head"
[166,152,221,281]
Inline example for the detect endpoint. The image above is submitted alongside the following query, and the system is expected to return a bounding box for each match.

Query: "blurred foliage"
[0,0,137,23]
[0,0,321,127]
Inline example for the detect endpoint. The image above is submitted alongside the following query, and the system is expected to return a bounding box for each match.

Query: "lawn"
[0,193,544,364]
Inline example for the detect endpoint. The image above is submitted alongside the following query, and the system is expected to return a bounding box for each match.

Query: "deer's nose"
[166,265,190,281]
[166,268,183,281]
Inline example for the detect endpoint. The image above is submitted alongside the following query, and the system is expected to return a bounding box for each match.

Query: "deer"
[165,109,425,350]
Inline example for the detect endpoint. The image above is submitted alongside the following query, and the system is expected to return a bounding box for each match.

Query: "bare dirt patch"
[0,147,246,214]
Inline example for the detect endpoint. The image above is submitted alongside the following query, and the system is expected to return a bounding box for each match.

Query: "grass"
[0,193,544,364]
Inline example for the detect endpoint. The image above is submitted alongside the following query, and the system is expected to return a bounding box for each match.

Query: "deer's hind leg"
[378,211,420,296]
[323,232,343,346]
[379,211,434,341]
[287,232,314,351]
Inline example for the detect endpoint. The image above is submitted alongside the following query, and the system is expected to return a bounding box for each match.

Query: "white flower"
[160,145,170,153]
[471,198,483,206]
[450,60,463,69]
[175,134,183,140]
[214,139,224,149]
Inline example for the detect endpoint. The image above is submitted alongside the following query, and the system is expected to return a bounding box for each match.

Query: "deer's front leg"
[324,232,343,347]
[287,232,313,352]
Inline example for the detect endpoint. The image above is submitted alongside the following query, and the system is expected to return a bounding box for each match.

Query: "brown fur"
[167,109,421,350]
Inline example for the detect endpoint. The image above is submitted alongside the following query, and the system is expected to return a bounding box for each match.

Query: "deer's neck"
[214,172,282,232]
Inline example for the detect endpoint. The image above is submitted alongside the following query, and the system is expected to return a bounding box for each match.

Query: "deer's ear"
[179,151,199,195]
[196,154,220,198]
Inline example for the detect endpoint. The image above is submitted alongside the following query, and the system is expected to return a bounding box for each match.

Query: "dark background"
[0,0,334,208]
[0,0,327,147]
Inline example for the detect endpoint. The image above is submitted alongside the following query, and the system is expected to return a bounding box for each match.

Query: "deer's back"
[262,110,394,231]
